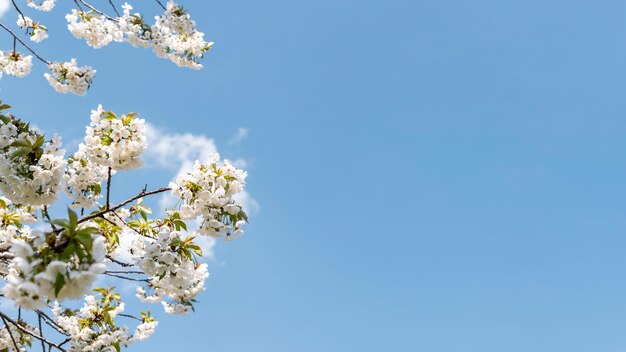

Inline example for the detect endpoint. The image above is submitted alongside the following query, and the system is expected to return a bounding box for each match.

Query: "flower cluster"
[84,105,147,170]
[0,197,37,269]
[2,1,213,96]
[16,15,48,42]
[53,288,157,351]
[2,221,106,309]
[0,109,66,206]
[0,51,33,78]
[135,231,208,315]
[151,1,214,69]
[66,10,122,49]
[0,100,251,350]
[44,59,96,96]
[26,0,56,12]
[64,1,213,69]
[170,153,248,240]
[64,144,109,209]
[118,3,152,48]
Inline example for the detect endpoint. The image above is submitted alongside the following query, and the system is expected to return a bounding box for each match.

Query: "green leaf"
[10,140,31,148]
[50,219,70,229]
[10,147,31,160]
[76,233,94,252]
[68,208,78,229]
[54,273,65,296]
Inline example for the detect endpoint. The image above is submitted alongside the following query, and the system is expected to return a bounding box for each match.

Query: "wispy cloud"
[228,127,249,145]
[0,0,9,19]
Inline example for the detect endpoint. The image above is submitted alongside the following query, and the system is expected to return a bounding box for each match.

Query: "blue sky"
[3,0,626,351]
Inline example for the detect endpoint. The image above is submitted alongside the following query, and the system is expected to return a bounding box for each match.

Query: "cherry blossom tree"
[0,1,249,351]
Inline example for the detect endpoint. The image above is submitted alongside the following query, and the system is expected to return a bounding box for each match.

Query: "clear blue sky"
[3,0,626,351]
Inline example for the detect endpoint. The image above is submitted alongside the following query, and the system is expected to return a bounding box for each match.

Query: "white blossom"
[135,231,209,315]
[66,10,123,49]
[64,144,109,208]
[169,153,248,239]
[0,51,33,78]
[151,1,214,69]
[0,117,66,206]
[83,105,147,170]
[16,15,48,42]
[44,59,96,96]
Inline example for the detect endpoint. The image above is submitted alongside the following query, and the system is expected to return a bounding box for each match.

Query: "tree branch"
[78,187,171,225]
[0,312,67,352]
[106,167,112,210]
[0,23,50,65]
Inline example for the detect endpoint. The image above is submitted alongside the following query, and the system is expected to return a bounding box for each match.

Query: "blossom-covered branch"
[0,0,214,95]
[0,101,250,350]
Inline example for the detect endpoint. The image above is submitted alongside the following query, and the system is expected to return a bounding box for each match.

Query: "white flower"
[150,1,213,69]
[16,15,48,42]
[66,9,123,49]
[83,105,147,170]
[169,154,248,239]
[0,117,66,206]
[0,51,33,77]
[44,59,96,95]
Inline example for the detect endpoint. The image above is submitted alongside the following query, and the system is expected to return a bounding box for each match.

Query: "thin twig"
[105,270,144,274]
[106,167,112,211]
[38,315,46,352]
[155,0,167,10]
[106,255,134,268]
[108,0,121,16]
[78,187,171,224]
[104,272,150,282]
[76,0,118,21]
[0,23,50,65]
[118,313,142,321]
[43,206,57,232]
[11,0,26,23]
[35,310,68,336]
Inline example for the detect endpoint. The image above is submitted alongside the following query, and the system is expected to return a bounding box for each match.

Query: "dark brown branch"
[35,310,68,336]
[105,167,112,210]
[104,272,150,282]
[11,0,26,23]
[43,206,57,232]
[155,0,167,10]
[76,0,118,21]
[105,270,144,274]
[106,255,134,268]
[0,312,66,352]
[118,313,142,321]
[78,187,170,225]
[108,0,121,16]
[1,314,20,352]
[38,315,46,352]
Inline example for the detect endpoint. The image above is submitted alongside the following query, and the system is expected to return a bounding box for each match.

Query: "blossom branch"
[76,0,118,21]
[78,187,171,225]
[0,311,67,352]
[0,23,50,64]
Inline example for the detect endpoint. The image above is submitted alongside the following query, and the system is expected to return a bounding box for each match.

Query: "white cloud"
[145,123,218,173]
[228,127,249,145]
[0,0,9,19]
